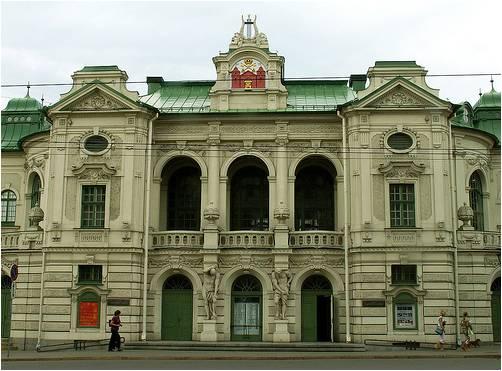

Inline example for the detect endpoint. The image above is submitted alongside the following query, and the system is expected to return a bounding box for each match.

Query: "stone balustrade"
[1,232,20,249]
[151,231,204,248]
[219,231,274,248]
[289,231,344,248]
[457,230,501,249]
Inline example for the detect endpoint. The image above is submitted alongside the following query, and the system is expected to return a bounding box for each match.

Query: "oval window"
[84,135,109,153]
[387,133,413,151]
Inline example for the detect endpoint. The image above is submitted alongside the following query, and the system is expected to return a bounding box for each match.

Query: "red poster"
[79,301,99,327]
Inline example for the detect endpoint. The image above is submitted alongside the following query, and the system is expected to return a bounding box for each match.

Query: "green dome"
[474,88,501,109]
[4,95,42,112]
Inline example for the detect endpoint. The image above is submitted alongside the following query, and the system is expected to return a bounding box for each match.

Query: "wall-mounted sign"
[395,303,416,328]
[107,298,130,306]
[79,301,99,327]
[362,300,385,307]
[10,264,18,282]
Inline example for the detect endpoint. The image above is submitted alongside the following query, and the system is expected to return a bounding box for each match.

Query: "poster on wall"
[395,304,416,328]
[79,301,99,327]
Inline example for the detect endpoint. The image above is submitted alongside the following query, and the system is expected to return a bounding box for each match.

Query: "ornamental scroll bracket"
[378,160,425,179]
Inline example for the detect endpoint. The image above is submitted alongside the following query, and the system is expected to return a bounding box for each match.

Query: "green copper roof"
[374,61,420,68]
[2,96,50,151]
[140,80,356,113]
[4,95,42,112]
[474,88,501,109]
[79,65,121,72]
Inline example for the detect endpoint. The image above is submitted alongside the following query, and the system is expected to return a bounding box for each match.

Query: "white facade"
[1,19,500,348]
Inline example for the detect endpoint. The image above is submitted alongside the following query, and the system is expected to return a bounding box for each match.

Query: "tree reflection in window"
[166,166,201,231]
[230,162,269,231]
[295,157,335,231]
[469,171,484,231]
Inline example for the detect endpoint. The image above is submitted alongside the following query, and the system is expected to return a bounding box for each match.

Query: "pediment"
[49,84,141,113]
[356,78,450,109]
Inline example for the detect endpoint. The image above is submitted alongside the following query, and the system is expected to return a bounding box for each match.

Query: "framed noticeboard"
[394,303,417,329]
[78,292,100,328]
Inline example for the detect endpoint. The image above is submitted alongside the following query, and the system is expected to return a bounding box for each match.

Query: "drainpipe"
[337,110,351,343]
[447,115,461,346]
[141,112,158,341]
[35,250,46,351]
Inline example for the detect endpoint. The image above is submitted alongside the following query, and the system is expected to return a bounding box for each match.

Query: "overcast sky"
[1,0,501,109]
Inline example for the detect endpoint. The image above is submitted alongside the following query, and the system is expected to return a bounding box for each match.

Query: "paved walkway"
[2,344,500,362]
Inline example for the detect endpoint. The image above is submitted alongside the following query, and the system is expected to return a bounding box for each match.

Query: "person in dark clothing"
[108,310,122,351]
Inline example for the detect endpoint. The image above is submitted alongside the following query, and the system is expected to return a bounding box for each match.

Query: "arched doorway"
[161,275,193,340]
[295,156,336,231]
[160,157,202,231]
[301,275,333,342]
[229,156,269,231]
[491,277,500,342]
[1,275,12,338]
[231,275,262,341]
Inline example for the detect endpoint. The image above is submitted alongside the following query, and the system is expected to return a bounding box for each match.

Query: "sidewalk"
[2,344,500,362]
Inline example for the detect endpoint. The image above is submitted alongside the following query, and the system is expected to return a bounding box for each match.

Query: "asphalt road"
[2,358,501,370]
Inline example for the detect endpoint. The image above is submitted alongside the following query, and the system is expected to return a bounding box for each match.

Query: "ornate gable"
[370,86,429,107]
[68,89,127,111]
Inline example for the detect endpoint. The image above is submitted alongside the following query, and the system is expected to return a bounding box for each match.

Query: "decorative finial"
[26,81,31,97]
[479,88,482,98]
[490,75,495,91]
[41,94,44,105]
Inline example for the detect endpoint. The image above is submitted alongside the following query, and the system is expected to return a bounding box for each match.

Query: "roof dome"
[474,87,501,109]
[4,95,42,112]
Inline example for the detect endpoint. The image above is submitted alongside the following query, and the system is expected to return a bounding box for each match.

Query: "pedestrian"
[108,310,122,352]
[435,310,446,350]
[460,312,473,351]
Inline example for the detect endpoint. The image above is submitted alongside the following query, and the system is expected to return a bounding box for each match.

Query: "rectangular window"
[394,303,417,329]
[391,265,417,285]
[389,184,415,227]
[81,185,105,228]
[78,265,102,284]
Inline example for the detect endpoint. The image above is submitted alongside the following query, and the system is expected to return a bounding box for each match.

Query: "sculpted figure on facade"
[271,269,292,320]
[202,265,221,320]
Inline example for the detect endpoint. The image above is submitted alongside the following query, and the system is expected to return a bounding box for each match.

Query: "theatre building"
[1,17,500,348]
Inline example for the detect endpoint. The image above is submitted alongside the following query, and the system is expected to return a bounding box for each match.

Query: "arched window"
[230,159,269,231]
[163,163,201,231]
[295,157,336,231]
[1,190,17,226]
[31,174,42,208]
[469,171,484,231]
[393,292,417,330]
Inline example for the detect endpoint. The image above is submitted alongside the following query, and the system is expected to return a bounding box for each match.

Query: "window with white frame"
[81,185,106,228]
[389,184,415,228]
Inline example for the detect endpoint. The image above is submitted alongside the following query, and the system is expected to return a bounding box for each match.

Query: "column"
[203,122,221,249]
[274,122,290,248]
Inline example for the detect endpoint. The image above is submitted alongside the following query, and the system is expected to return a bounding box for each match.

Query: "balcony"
[219,231,274,248]
[1,230,43,249]
[457,230,501,250]
[1,232,20,249]
[289,231,344,248]
[151,231,204,249]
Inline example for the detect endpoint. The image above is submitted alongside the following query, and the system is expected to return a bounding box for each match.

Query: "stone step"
[125,341,366,352]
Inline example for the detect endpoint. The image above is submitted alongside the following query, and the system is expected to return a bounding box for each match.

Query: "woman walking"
[108,310,122,352]
[435,310,446,350]
[460,312,473,351]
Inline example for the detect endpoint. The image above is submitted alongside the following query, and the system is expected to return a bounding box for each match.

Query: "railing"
[219,231,274,248]
[1,232,20,249]
[289,231,344,248]
[457,230,501,249]
[151,231,204,248]
[483,231,501,249]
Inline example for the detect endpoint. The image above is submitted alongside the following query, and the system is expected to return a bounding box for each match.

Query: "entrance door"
[231,275,262,341]
[161,275,193,341]
[1,275,12,338]
[491,277,501,342]
[301,275,333,342]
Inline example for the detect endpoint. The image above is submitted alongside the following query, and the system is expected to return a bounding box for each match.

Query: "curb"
[2,353,500,362]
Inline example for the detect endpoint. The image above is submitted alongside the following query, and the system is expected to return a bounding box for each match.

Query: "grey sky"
[1,0,501,109]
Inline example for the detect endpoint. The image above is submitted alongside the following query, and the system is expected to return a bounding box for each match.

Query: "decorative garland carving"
[70,91,124,111]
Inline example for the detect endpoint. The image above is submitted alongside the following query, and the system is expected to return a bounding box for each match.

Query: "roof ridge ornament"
[25,82,31,98]
[229,15,268,49]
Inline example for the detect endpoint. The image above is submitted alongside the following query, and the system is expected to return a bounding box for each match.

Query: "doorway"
[491,277,500,342]
[161,275,193,340]
[231,275,262,341]
[1,275,12,338]
[301,275,333,342]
